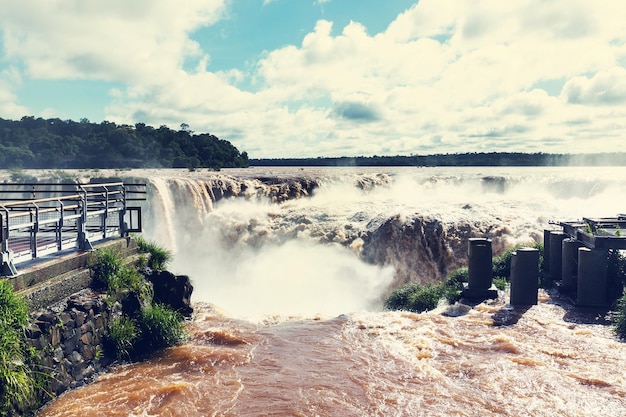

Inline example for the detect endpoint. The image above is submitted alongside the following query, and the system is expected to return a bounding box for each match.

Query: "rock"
[142,269,194,317]
[442,302,473,317]
[121,288,152,317]
[25,323,42,339]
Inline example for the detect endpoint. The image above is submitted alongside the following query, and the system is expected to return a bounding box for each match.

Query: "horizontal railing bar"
[0,194,82,207]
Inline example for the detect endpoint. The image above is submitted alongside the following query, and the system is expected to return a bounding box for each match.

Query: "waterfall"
[36,166,626,417]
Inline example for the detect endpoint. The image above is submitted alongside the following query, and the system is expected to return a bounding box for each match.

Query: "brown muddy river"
[38,295,626,417]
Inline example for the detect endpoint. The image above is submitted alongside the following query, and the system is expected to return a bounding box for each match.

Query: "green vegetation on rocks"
[0,279,36,416]
[108,316,140,362]
[138,304,185,351]
[90,239,186,361]
[135,235,173,270]
[384,269,466,313]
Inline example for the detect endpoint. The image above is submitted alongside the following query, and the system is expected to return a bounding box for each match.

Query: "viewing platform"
[0,181,146,308]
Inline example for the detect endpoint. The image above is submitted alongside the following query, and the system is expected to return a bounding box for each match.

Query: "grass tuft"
[108,316,140,361]
[135,235,172,270]
[137,304,185,352]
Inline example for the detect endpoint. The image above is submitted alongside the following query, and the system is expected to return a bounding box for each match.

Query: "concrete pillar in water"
[577,247,608,307]
[560,238,581,292]
[549,231,567,281]
[509,248,540,306]
[543,229,552,274]
[462,238,497,300]
[468,238,492,289]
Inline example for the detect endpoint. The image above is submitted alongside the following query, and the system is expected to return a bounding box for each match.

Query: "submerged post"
[577,247,609,307]
[462,238,497,300]
[509,248,540,306]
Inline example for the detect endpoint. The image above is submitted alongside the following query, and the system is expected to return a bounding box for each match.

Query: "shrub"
[0,280,28,329]
[443,267,467,302]
[135,236,172,270]
[90,248,123,290]
[384,282,451,313]
[109,265,151,299]
[109,316,140,361]
[614,294,626,340]
[493,276,508,290]
[407,284,446,313]
[0,279,35,414]
[137,304,185,352]
[607,249,626,305]
[492,247,517,279]
[446,267,468,288]
[384,283,421,311]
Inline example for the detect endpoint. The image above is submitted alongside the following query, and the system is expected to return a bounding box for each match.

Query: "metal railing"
[0,182,146,276]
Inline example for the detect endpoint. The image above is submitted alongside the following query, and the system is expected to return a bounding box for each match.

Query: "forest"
[2,116,624,169]
[0,117,249,169]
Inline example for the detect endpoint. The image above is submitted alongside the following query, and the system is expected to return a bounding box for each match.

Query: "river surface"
[36,166,626,416]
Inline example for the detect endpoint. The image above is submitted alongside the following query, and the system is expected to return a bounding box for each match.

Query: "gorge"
[34,166,626,416]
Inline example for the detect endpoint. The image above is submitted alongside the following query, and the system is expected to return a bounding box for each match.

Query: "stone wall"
[22,269,193,404]
[25,289,117,396]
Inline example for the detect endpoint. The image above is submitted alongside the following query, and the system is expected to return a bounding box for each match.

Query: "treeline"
[0,116,249,169]
[252,152,626,167]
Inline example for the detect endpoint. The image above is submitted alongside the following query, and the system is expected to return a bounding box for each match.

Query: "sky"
[1,0,626,158]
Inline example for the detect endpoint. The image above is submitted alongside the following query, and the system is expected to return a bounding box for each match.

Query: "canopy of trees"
[0,117,249,169]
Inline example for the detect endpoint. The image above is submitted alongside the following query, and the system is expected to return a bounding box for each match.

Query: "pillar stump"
[509,248,540,306]
[577,247,608,307]
[462,238,498,300]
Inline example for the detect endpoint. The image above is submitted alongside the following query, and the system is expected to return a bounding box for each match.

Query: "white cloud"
[3,0,626,157]
[0,67,29,118]
[0,0,226,83]
[120,1,626,156]
[562,67,626,105]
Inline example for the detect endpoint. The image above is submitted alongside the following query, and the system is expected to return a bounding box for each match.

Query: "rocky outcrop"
[142,268,194,317]
[361,215,459,287]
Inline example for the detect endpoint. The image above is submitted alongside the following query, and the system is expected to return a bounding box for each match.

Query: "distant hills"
[251,152,626,167]
[0,117,249,169]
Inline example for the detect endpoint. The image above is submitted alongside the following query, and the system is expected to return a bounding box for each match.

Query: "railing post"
[31,204,39,259]
[77,186,93,251]
[56,200,64,251]
[119,184,128,237]
[0,209,16,276]
[102,186,109,239]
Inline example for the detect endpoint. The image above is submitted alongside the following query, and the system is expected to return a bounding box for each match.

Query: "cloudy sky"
[1,1,625,158]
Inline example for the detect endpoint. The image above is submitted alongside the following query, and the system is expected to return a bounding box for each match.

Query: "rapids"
[36,167,626,416]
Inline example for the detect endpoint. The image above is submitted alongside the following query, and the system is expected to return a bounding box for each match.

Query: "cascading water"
[37,166,626,417]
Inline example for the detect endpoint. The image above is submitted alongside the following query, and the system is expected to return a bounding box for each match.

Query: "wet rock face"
[361,215,458,286]
[359,215,499,287]
[256,177,321,202]
[142,269,194,317]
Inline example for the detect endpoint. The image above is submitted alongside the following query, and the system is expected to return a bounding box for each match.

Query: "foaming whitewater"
[36,167,626,417]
